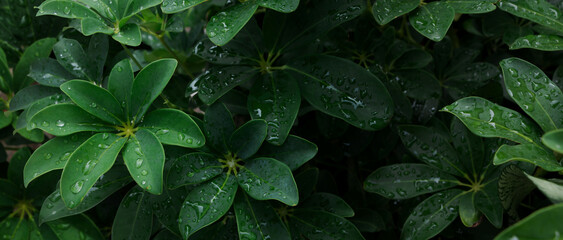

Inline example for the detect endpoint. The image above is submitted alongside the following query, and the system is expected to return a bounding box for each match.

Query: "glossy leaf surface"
[510,34,563,51]
[493,143,562,171]
[47,214,104,240]
[29,58,75,87]
[256,135,317,170]
[409,2,455,41]
[229,120,267,159]
[197,66,258,105]
[446,0,496,14]
[526,173,563,203]
[204,103,235,154]
[372,0,419,25]
[112,186,153,240]
[495,203,563,240]
[108,59,134,117]
[29,104,114,136]
[168,153,223,189]
[289,209,364,240]
[542,129,563,153]
[123,129,165,194]
[498,0,563,31]
[161,0,207,13]
[53,38,96,81]
[61,80,125,125]
[206,1,259,46]
[140,109,205,148]
[12,38,56,91]
[233,191,291,240]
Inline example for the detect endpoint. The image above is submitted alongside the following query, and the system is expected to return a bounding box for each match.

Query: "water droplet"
[71,180,84,193]
[44,153,52,159]
[56,120,65,127]
[135,158,143,168]
[41,121,50,127]
[141,170,148,176]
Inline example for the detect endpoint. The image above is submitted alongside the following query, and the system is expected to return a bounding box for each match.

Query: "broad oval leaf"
[233,191,291,240]
[37,0,101,20]
[206,1,259,46]
[121,0,162,19]
[258,0,299,13]
[167,153,223,189]
[108,59,134,117]
[60,133,127,208]
[237,157,298,206]
[53,38,96,81]
[139,108,205,148]
[123,129,165,194]
[372,0,419,25]
[256,135,317,171]
[229,120,267,159]
[248,72,300,145]
[197,66,258,105]
[193,39,257,66]
[300,193,355,218]
[493,143,562,171]
[446,0,496,14]
[494,203,563,240]
[401,189,463,240]
[204,102,236,154]
[23,94,70,130]
[409,2,455,42]
[29,104,114,136]
[498,0,563,31]
[10,85,61,111]
[459,193,481,227]
[475,181,503,228]
[288,209,365,240]
[289,55,393,131]
[112,186,153,240]
[46,214,104,240]
[113,23,142,46]
[450,118,485,176]
[525,173,563,203]
[23,132,91,187]
[441,97,543,144]
[542,129,563,154]
[12,38,57,92]
[364,164,459,199]
[510,34,563,51]
[178,174,237,239]
[61,80,125,125]
[161,0,207,13]
[29,58,75,87]
[500,57,563,132]
[130,58,178,123]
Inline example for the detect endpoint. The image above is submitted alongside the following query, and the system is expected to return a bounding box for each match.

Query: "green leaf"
[256,135,317,171]
[167,153,223,189]
[12,38,56,92]
[123,129,165,194]
[37,0,101,19]
[498,0,563,32]
[74,0,117,20]
[398,125,465,177]
[161,0,207,13]
[178,174,237,239]
[494,143,562,171]
[81,18,113,35]
[450,118,485,176]
[10,85,61,111]
[392,49,433,70]
[289,55,393,131]
[197,66,258,105]
[494,203,563,240]
[543,129,563,153]
[441,97,543,145]
[86,34,108,83]
[39,165,132,224]
[229,120,267,159]
[237,157,298,206]
[206,1,259,46]
[401,189,463,240]
[193,39,257,66]
[29,58,75,87]
[0,179,19,207]
[122,0,162,19]
[108,59,134,117]
[29,104,114,136]
[510,34,563,50]
[233,191,291,240]
[113,23,142,46]
[288,209,365,240]
[248,72,300,145]
[61,80,125,125]
[112,186,153,240]
[445,0,496,14]
[139,109,205,148]
[258,0,299,13]
[23,132,91,187]
[475,181,503,228]
[0,218,36,240]
[204,103,236,154]
[15,125,45,143]
[525,173,563,203]
[294,167,318,200]
[500,57,563,132]
[23,94,70,129]
[394,69,441,100]
[364,163,459,199]
[130,58,178,123]
[498,165,536,219]
[60,133,126,208]
[300,193,355,218]
[150,186,186,236]
[0,112,12,129]
[409,2,455,41]
[47,214,104,240]
[7,148,31,188]
[372,0,419,25]
[53,38,96,81]
[459,193,480,227]
[0,48,12,93]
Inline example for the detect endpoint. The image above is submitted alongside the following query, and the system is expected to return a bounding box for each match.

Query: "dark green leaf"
[53,38,96,81]
[112,186,153,240]
[494,203,563,240]
[459,193,480,227]
[300,193,355,218]
[409,2,455,41]
[372,0,419,25]
[258,0,298,13]
[61,80,125,125]
[294,167,319,199]
[450,118,485,176]
[7,148,31,188]
[542,129,563,154]
[60,133,126,208]
[0,218,36,240]
[10,85,60,111]
[237,157,298,206]
[493,143,562,171]
[29,58,75,87]
[196,66,258,105]
[256,135,317,171]
[289,55,393,131]
[193,39,257,66]
[475,181,503,228]
[0,179,19,207]
[29,104,114,136]
[510,34,563,50]
[395,69,441,100]
[12,38,56,92]
[168,153,223,189]
[289,209,365,240]
[0,48,12,93]
[498,0,563,32]
[86,34,108,82]
[113,23,142,46]
[204,102,235,154]
[229,120,267,159]
[161,0,207,13]
[122,0,162,19]
[178,174,237,239]
[108,59,134,118]
[47,214,104,240]
[23,94,70,129]
[446,0,496,14]
[123,129,165,194]
[498,165,536,219]
[525,173,563,203]
[139,109,205,148]
[37,0,101,20]
[233,191,291,240]
[206,1,259,46]
[81,17,114,36]
[392,49,433,70]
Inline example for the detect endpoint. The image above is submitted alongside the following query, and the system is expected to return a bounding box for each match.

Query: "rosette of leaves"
[442,57,563,172]
[160,0,300,46]
[190,0,394,145]
[22,58,206,209]
[167,102,318,239]
[364,121,504,240]
[0,148,106,239]
[35,0,165,46]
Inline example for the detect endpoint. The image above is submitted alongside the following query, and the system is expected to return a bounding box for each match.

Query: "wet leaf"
[196,66,258,105]
[233,191,291,240]
[409,2,455,41]
[167,152,223,189]
[288,209,364,240]
[475,181,503,228]
[206,1,259,46]
[29,104,114,136]
[493,143,562,171]
[498,0,563,32]
[204,103,236,154]
[139,109,205,148]
[372,0,419,25]
[300,193,355,218]
[61,80,125,125]
[112,186,153,240]
[459,193,480,227]
[161,0,207,13]
[450,118,485,176]
[53,38,96,81]
[123,129,165,194]
[256,135,317,171]
[525,173,563,203]
[10,85,61,111]
[108,59,134,117]
[542,129,563,153]
[46,214,103,240]
[29,58,75,87]
[12,38,56,92]
[229,120,267,159]
[494,203,563,240]
[446,0,496,14]
[113,23,142,46]
[37,0,101,20]
[510,34,563,50]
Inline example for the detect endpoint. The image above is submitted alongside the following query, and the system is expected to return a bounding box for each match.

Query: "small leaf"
[494,203,563,240]
[459,193,480,227]
[229,120,267,159]
[61,80,125,125]
[161,0,207,13]
[60,133,127,208]
[401,189,463,240]
[193,39,257,66]
[10,85,60,111]
[256,135,317,171]
[446,0,496,14]
[237,157,298,206]
[139,109,205,148]
[525,173,563,204]
[510,34,563,50]
[23,132,91,187]
[394,69,441,100]
[81,17,114,35]
[29,58,75,87]
[178,174,237,239]
[233,191,291,240]
[130,58,178,123]
[300,193,355,218]
[498,0,563,32]
[167,153,223,189]
[123,129,165,194]
[475,181,503,228]
[113,23,142,46]
[257,0,299,13]
[53,38,96,81]
[409,2,455,41]
[29,104,114,136]
[47,214,104,240]
[86,34,108,83]
[500,57,563,132]
[494,143,562,171]
[542,129,563,154]
[364,163,459,199]
[450,118,485,176]
[372,0,419,25]
[206,1,259,46]
[108,59,134,117]
[197,66,258,105]
[204,103,236,154]
[441,97,542,144]
[12,38,56,92]
[112,186,153,240]
[288,209,365,240]
[37,0,101,19]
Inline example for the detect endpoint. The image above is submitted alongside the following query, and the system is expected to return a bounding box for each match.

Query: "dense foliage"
[0,0,562,239]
